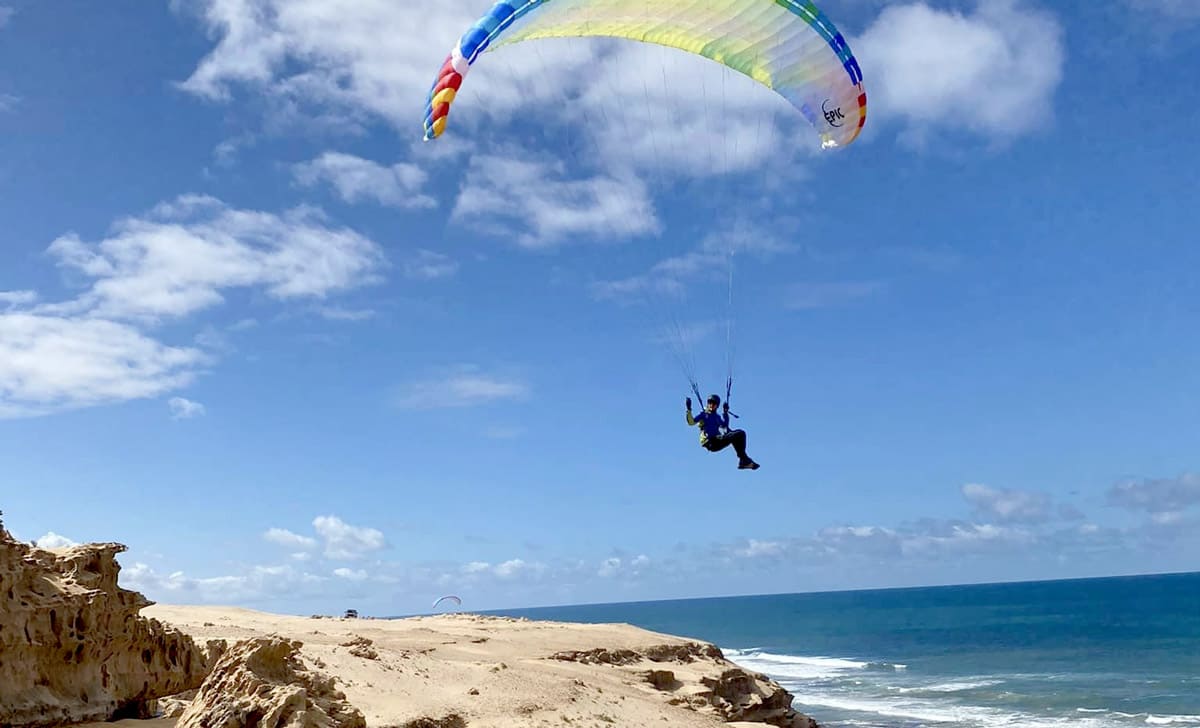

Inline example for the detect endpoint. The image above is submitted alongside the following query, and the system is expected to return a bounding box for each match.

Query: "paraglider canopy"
[433,594,463,609]
[423,0,866,149]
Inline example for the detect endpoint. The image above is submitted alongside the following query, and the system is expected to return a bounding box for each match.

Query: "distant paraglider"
[433,594,463,610]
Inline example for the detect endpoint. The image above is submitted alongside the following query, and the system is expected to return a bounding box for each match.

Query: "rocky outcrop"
[0,512,210,728]
[550,641,723,666]
[156,690,201,718]
[391,716,467,728]
[339,635,378,660]
[699,668,820,728]
[644,668,682,691]
[177,636,366,728]
[643,642,725,662]
[551,640,820,728]
[550,647,643,666]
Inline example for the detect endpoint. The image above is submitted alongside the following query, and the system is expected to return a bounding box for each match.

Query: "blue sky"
[1,0,1198,616]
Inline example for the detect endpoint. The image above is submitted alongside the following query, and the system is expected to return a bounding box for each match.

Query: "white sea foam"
[897,679,1004,693]
[722,648,1179,728]
[723,649,875,679]
[723,649,909,681]
[793,694,1144,727]
[1145,716,1200,726]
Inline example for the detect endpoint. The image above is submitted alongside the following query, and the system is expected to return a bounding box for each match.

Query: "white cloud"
[962,483,1056,524]
[293,152,436,209]
[734,539,787,558]
[0,313,206,419]
[597,557,622,577]
[597,554,651,578]
[0,290,38,308]
[454,558,547,582]
[493,558,529,578]
[392,364,529,410]
[312,514,386,560]
[193,326,233,353]
[176,0,480,128]
[264,527,318,550]
[451,152,659,249]
[0,194,387,419]
[855,0,1066,142]
[404,250,458,280]
[1150,511,1184,526]
[333,567,368,581]
[35,531,78,549]
[168,396,206,420]
[1107,473,1200,523]
[120,561,327,603]
[901,521,1034,555]
[809,519,1043,561]
[43,194,386,323]
[592,217,799,305]
[817,525,903,558]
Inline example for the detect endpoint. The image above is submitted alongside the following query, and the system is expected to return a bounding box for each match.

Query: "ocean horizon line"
[374,568,1200,619]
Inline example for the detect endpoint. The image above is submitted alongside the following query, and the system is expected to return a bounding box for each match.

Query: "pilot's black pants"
[704,430,749,461]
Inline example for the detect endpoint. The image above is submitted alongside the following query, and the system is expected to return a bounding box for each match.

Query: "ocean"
[481,572,1200,728]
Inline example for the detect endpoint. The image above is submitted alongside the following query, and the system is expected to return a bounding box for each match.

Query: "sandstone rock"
[389,716,466,728]
[207,638,229,666]
[644,669,680,691]
[545,637,819,728]
[550,642,722,667]
[154,689,200,718]
[549,647,641,665]
[699,668,820,728]
[339,635,378,660]
[177,635,365,728]
[643,642,724,663]
[0,513,210,728]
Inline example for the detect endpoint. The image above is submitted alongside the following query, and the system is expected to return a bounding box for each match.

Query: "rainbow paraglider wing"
[422,0,866,149]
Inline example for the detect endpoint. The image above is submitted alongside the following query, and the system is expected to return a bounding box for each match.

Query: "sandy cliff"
[0,513,210,728]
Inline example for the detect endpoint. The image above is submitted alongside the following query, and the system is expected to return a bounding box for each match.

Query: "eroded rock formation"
[551,640,820,727]
[0,513,210,728]
[339,635,378,660]
[550,641,723,666]
[700,668,820,728]
[177,636,366,728]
